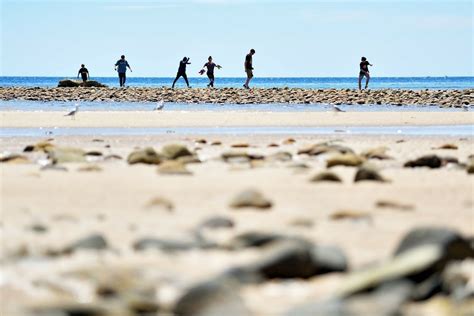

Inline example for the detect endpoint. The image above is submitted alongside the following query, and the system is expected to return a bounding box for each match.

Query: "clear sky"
[1,0,472,77]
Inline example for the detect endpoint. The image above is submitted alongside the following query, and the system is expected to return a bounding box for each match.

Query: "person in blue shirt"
[172,57,191,88]
[115,55,132,87]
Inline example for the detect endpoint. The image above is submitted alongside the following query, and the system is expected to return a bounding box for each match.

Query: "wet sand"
[1,131,474,315]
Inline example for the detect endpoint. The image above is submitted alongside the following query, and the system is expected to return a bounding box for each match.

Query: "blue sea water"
[0,76,473,90]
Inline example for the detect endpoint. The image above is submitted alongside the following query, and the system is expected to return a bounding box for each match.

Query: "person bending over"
[172,57,191,88]
[77,64,89,82]
[200,56,222,88]
[115,55,132,87]
[358,56,373,90]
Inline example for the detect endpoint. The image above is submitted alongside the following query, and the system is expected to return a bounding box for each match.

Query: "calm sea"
[0,76,473,90]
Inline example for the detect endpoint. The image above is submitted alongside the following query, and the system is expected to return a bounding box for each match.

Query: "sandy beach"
[1,117,474,314]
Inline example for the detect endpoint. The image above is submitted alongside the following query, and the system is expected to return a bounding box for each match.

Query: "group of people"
[78,51,373,90]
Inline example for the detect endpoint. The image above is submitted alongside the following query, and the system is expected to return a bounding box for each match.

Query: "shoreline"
[0,87,472,107]
[1,111,473,128]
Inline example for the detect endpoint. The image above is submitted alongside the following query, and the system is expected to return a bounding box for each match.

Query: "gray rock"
[199,216,235,230]
[161,144,193,160]
[64,233,108,253]
[173,279,250,316]
[133,237,200,252]
[227,232,282,250]
[127,147,163,165]
[404,155,443,168]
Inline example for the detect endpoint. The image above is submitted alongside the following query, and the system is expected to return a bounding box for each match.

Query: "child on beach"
[243,49,255,89]
[77,64,89,82]
[200,56,222,88]
[172,57,191,88]
[359,57,373,90]
[115,55,132,87]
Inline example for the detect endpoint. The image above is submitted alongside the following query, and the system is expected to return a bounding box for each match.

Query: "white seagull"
[154,100,165,111]
[65,104,80,119]
[332,104,345,112]
[462,104,470,111]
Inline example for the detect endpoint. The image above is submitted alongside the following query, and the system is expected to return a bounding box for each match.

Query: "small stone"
[211,141,222,146]
[199,216,235,230]
[375,200,414,211]
[404,155,442,168]
[29,223,48,233]
[229,189,272,209]
[226,232,282,249]
[0,153,30,164]
[231,143,250,148]
[282,138,296,145]
[145,197,174,211]
[327,153,365,168]
[127,147,163,165]
[133,237,198,252]
[77,164,102,172]
[435,143,458,150]
[195,138,207,144]
[310,171,342,183]
[361,147,392,160]
[268,143,279,147]
[157,161,192,175]
[330,210,372,221]
[173,278,250,316]
[84,150,103,156]
[354,166,387,182]
[162,144,193,160]
[64,233,108,254]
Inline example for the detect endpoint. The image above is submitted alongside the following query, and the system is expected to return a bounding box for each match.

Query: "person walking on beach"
[358,56,373,90]
[115,55,132,87]
[200,56,222,88]
[77,64,89,82]
[243,49,255,89]
[172,57,191,88]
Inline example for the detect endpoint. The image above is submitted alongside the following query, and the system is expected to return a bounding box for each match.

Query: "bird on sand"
[154,100,165,111]
[65,104,80,119]
[332,104,345,112]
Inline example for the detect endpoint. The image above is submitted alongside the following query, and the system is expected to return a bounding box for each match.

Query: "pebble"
[127,147,163,165]
[327,153,365,168]
[354,166,387,182]
[161,144,193,160]
[404,155,443,168]
[310,171,342,183]
[229,189,273,209]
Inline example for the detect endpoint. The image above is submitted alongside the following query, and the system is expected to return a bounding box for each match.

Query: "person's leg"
[358,74,363,90]
[123,73,127,86]
[183,73,190,87]
[244,70,252,88]
[172,74,181,88]
[365,73,370,89]
[209,74,215,87]
[118,73,122,87]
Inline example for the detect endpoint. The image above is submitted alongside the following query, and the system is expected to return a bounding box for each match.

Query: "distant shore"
[0,87,472,107]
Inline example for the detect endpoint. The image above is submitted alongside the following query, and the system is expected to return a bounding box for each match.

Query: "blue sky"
[1,0,472,77]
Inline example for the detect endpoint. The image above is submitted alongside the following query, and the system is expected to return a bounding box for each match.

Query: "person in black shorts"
[243,49,255,89]
[172,57,191,88]
[77,64,89,82]
[200,56,222,88]
[114,55,132,87]
[358,57,373,90]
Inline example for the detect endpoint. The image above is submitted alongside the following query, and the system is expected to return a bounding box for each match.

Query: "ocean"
[1,76,473,90]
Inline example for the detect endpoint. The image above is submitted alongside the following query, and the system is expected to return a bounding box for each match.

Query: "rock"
[46,147,86,164]
[327,153,365,168]
[28,302,107,316]
[231,143,250,148]
[282,138,296,145]
[394,227,474,259]
[211,141,222,146]
[58,79,107,87]
[298,143,354,156]
[221,151,264,163]
[173,278,250,316]
[226,232,282,249]
[157,161,192,175]
[310,171,342,183]
[354,166,387,182]
[0,153,29,164]
[85,150,103,156]
[266,151,292,162]
[77,164,102,172]
[229,189,272,209]
[361,147,392,160]
[161,144,193,160]
[144,197,174,211]
[64,233,108,254]
[435,143,458,150]
[29,223,49,233]
[133,237,198,252]
[404,155,443,168]
[375,200,414,211]
[330,210,372,221]
[199,216,235,230]
[127,147,163,165]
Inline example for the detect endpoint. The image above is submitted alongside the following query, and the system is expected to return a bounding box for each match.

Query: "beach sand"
[1,115,474,315]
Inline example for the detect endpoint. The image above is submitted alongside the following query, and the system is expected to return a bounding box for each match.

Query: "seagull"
[65,104,79,120]
[154,100,165,111]
[332,104,345,112]
[462,104,470,112]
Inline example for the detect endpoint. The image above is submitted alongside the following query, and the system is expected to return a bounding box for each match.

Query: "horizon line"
[1,75,473,79]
